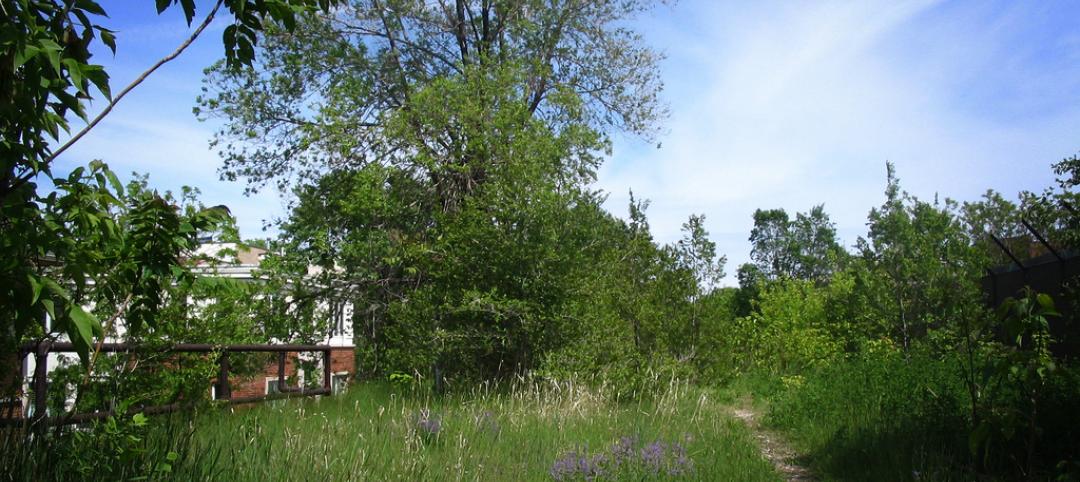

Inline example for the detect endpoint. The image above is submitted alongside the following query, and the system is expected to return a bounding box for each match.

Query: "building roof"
[190,243,267,279]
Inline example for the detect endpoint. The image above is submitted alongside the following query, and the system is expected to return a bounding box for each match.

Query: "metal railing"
[3,341,353,427]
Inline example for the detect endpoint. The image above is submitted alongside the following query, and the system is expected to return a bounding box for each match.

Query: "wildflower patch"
[550,434,695,480]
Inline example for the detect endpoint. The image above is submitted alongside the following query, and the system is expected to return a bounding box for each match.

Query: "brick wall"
[223,348,355,399]
[1,348,356,419]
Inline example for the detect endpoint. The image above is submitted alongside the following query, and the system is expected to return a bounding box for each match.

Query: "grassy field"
[167,378,779,481]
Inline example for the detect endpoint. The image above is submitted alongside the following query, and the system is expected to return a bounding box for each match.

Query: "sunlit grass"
[173,378,778,481]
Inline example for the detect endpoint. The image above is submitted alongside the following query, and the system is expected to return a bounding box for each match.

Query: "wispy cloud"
[600,0,1080,284]
[54,101,287,240]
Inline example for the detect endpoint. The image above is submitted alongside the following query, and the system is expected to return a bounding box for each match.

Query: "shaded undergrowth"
[727,353,1080,481]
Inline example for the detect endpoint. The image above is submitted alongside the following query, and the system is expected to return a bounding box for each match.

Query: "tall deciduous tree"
[856,162,982,350]
[194,0,671,381]
[1021,154,1080,250]
[749,205,843,282]
[676,214,725,348]
[962,190,1030,267]
[196,0,669,195]
[789,205,844,281]
[262,65,637,379]
[748,208,792,280]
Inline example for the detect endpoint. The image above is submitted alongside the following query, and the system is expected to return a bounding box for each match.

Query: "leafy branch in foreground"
[1,0,341,365]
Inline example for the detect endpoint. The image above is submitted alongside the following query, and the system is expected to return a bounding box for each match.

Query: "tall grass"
[0,412,199,481]
[733,350,1080,481]
[167,377,779,481]
[759,354,971,481]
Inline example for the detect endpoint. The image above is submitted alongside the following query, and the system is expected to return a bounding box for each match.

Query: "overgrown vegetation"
[4,381,779,481]
[179,380,776,481]
[715,158,1080,480]
[3,0,1080,480]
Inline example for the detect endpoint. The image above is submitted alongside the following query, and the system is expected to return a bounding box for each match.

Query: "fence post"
[278,351,287,391]
[32,341,49,425]
[323,349,332,393]
[217,352,231,400]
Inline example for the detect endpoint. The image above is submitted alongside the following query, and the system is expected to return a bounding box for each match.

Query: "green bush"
[712,279,845,376]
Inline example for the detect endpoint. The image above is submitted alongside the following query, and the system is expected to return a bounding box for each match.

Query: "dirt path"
[728,397,815,481]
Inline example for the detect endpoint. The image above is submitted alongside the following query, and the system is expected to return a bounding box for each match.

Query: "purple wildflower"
[640,441,665,472]
[610,435,638,466]
[550,435,695,480]
[550,449,604,481]
[549,451,578,481]
[668,442,694,476]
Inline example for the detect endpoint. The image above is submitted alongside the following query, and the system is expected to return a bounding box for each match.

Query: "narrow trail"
[727,397,815,481]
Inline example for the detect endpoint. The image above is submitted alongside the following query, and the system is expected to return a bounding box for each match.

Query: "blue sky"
[55,1,1080,284]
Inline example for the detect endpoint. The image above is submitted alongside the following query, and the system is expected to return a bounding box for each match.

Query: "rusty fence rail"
[2,341,353,427]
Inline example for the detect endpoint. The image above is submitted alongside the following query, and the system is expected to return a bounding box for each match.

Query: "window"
[337,304,346,335]
[265,378,280,395]
[329,302,347,336]
[332,372,350,394]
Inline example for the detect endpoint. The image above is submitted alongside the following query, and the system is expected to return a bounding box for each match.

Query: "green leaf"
[68,304,103,364]
[27,275,43,305]
[41,41,63,75]
[222,25,238,64]
[68,166,86,181]
[73,10,93,31]
[62,58,86,94]
[180,0,196,25]
[102,169,122,194]
[13,45,39,70]
[75,304,104,337]
[75,0,108,16]
[156,0,172,14]
[237,36,255,66]
[1036,292,1054,309]
[41,299,56,320]
[98,28,117,55]
[42,276,70,300]
[83,64,111,99]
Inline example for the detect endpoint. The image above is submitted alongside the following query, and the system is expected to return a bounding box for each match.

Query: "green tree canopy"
[749,205,843,282]
[197,0,669,194]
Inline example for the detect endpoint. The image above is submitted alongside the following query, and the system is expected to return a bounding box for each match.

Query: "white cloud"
[54,103,287,240]
[599,0,1080,285]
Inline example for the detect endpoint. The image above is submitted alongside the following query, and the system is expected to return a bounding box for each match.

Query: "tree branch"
[453,0,470,64]
[46,0,224,164]
[340,23,463,73]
